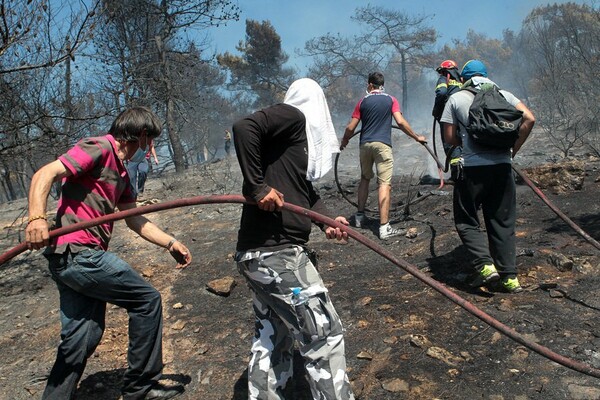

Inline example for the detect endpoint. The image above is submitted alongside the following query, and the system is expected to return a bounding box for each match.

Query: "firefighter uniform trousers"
[236,246,354,400]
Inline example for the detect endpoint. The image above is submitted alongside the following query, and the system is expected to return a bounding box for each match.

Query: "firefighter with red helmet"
[433,60,461,118]
[432,59,463,179]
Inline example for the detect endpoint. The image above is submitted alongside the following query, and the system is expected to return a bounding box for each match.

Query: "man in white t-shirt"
[440,59,535,293]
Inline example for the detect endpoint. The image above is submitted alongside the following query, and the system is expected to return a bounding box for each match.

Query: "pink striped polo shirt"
[49,134,135,253]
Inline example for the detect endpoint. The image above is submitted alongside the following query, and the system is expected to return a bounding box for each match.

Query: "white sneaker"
[354,213,365,228]
[379,223,405,240]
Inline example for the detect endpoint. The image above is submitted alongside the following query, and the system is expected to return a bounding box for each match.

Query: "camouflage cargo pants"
[236,246,354,400]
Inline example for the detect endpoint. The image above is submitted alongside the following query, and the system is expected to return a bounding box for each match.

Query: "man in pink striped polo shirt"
[25,107,192,400]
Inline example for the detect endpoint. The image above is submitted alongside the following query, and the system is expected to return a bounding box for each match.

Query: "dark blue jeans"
[43,249,163,400]
[137,159,149,194]
[126,160,149,196]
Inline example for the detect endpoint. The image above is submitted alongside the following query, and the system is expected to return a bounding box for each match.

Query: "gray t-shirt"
[440,77,521,167]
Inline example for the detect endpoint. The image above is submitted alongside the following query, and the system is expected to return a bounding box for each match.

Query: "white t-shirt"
[440,77,521,167]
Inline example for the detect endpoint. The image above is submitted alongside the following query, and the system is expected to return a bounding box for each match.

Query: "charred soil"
[1,150,600,400]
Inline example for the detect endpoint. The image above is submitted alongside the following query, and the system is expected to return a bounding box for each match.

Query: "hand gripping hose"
[2,194,600,378]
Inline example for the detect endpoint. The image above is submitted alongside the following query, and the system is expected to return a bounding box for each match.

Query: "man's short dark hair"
[109,106,162,142]
[368,72,385,88]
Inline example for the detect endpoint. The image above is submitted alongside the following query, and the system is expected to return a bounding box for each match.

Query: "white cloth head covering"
[470,76,496,89]
[283,78,339,181]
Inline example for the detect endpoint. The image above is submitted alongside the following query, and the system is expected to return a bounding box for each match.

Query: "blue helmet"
[461,59,488,80]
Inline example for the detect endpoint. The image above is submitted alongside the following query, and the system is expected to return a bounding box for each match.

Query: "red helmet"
[436,59,458,73]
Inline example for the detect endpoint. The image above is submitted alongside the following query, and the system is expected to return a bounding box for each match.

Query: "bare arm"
[25,160,71,250]
[150,144,159,164]
[393,112,427,143]
[443,122,461,146]
[340,118,360,150]
[120,202,192,268]
[512,102,536,157]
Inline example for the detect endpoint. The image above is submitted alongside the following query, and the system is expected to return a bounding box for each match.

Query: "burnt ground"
[1,136,600,400]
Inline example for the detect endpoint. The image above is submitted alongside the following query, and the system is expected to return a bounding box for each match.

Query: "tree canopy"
[217,19,296,109]
[0,1,599,202]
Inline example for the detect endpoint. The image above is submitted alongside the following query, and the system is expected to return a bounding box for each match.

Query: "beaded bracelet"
[27,215,47,225]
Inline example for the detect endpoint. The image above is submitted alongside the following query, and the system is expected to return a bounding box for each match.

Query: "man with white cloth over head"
[232,78,355,400]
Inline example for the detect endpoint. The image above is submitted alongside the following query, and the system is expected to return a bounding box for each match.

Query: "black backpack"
[460,83,523,149]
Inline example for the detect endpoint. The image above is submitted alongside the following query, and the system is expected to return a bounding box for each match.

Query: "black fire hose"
[512,166,600,252]
[2,194,600,378]
[432,119,438,162]
[432,118,456,174]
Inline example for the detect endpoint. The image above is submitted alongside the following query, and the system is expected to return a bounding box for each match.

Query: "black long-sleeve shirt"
[233,103,330,252]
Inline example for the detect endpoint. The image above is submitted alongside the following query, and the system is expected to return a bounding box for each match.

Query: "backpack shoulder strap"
[456,85,477,129]
[460,84,477,95]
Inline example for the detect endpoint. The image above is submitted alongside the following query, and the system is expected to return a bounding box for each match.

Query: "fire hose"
[336,127,600,252]
[511,167,600,252]
[1,194,600,378]
[432,118,458,174]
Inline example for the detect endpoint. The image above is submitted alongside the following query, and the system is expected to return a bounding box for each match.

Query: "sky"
[207,0,591,73]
